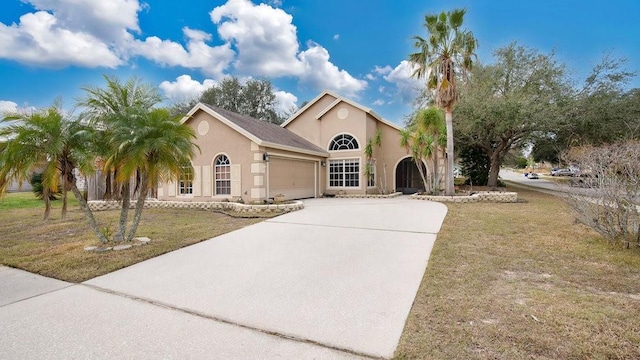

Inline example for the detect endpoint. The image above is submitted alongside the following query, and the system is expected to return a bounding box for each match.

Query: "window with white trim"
[215,155,231,195]
[329,134,359,151]
[178,166,193,195]
[329,159,360,187]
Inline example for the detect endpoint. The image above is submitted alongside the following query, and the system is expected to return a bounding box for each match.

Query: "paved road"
[0,197,447,359]
[500,169,567,193]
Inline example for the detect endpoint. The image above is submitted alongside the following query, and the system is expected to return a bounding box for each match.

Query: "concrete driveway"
[1,197,447,359]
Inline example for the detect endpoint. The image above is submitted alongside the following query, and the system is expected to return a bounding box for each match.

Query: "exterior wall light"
[321,161,326,167]
[263,152,270,162]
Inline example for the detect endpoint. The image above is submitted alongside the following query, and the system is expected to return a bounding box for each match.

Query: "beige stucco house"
[157,91,426,203]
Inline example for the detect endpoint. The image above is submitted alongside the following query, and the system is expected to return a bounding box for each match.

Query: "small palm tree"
[110,108,199,241]
[401,108,446,194]
[409,8,477,195]
[78,75,163,241]
[0,102,107,242]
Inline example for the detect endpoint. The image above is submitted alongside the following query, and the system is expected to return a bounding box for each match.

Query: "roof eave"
[261,141,329,158]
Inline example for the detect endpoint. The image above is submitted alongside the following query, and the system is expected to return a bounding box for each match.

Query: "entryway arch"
[395,157,425,194]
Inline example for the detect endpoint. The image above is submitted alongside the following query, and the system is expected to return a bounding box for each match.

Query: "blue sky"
[0,0,638,125]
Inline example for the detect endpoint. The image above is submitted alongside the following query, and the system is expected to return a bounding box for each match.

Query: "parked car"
[553,168,575,177]
[528,173,540,179]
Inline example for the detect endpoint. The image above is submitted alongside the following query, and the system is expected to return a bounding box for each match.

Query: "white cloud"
[211,0,366,96]
[333,34,340,41]
[159,75,217,103]
[131,27,235,78]
[0,100,18,114]
[0,11,123,68]
[298,42,367,97]
[273,90,297,115]
[373,99,385,106]
[27,0,141,43]
[211,0,304,77]
[0,0,234,75]
[382,60,423,104]
[0,0,367,99]
[374,65,393,75]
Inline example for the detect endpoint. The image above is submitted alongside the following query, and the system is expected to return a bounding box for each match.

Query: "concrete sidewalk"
[1,197,447,359]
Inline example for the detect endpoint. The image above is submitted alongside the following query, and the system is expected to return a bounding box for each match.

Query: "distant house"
[5,180,32,193]
[156,91,432,203]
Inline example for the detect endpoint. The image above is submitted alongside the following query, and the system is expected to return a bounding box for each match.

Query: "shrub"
[514,157,529,169]
[30,172,60,201]
[459,144,489,186]
[563,141,640,248]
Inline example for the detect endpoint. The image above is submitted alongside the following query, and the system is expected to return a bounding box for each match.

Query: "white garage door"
[269,158,316,200]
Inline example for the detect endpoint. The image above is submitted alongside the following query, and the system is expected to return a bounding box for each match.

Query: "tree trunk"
[61,187,68,218]
[43,186,51,220]
[445,106,455,195]
[486,141,509,188]
[416,159,430,193]
[103,169,113,200]
[61,171,68,219]
[126,175,148,241]
[487,156,501,188]
[432,138,440,194]
[70,185,108,243]
[114,180,130,242]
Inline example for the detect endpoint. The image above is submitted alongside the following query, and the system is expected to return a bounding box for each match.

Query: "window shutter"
[202,165,211,196]
[231,164,241,197]
[193,166,202,196]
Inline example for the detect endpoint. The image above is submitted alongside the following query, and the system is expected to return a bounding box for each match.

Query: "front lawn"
[0,192,264,282]
[395,188,640,359]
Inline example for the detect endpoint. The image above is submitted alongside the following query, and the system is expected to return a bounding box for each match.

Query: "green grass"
[394,188,640,359]
[0,192,45,209]
[0,197,266,282]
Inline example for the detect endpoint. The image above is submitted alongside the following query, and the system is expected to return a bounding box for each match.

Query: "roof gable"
[281,90,402,131]
[183,103,328,157]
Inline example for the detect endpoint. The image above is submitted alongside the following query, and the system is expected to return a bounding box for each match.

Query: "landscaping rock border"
[88,199,304,214]
[335,192,403,199]
[410,191,518,203]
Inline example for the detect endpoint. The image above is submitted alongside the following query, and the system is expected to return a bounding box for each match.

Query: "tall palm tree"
[110,108,199,241]
[0,103,108,243]
[78,75,163,241]
[409,8,477,195]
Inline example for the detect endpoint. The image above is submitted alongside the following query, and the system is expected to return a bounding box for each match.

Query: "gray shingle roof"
[201,104,328,156]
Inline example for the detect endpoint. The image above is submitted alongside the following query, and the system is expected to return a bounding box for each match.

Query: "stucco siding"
[159,110,255,202]
[284,93,337,147]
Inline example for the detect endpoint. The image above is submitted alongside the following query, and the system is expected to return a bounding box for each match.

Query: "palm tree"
[409,8,477,195]
[400,108,446,194]
[415,108,446,193]
[110,108,199,241]
[0,103,108,242]
[78,75,163,241]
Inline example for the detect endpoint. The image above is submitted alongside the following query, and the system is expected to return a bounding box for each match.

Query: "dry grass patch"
[395,188,640,359]
[0,193,264,282]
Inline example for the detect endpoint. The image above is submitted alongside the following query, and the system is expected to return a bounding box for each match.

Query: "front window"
[329,134,359,151]
[329,159,360,187]
[178,166,193,195]
[215,155,231,195]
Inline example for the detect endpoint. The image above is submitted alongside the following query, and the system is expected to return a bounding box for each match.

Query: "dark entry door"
[396,158,424,194]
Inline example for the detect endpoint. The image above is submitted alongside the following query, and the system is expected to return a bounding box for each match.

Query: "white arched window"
[215,155,231,195]
[329,134,359,151]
